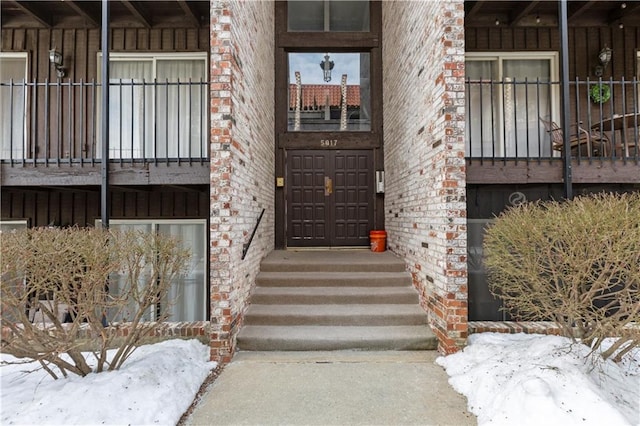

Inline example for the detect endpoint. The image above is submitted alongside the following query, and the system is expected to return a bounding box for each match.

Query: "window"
[288,52,371,131]
[0,219,28,233]
[288,1,369,32]
[0,53,27,160]
[637,51,640,111]
[103,219,207,322]
[98,53,207,159]
[466,52,559,157]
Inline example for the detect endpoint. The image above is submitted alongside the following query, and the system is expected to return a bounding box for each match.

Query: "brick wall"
[209,0,275,363]
[382,0,467,354]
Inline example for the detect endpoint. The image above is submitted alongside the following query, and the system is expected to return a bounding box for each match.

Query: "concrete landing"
[185,351,476,426]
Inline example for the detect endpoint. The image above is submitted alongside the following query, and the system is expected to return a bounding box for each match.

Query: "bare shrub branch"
[484,192,640,362]
[1,227,190,378]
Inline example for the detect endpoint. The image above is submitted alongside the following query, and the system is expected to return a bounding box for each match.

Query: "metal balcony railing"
[0,79,209,166]
[466,78,639,164]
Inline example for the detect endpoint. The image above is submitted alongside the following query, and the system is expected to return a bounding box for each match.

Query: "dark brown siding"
[465,26,640,80]
[1,28,209,81]
[1,187,209,227]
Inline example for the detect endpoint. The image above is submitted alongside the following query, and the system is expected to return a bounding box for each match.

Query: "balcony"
[466,78,640,184]
[0,79,210,187]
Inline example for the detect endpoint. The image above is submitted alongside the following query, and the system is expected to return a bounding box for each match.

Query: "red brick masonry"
[1,321,210,347]
[4,321,566,359]
[468,321,562,336]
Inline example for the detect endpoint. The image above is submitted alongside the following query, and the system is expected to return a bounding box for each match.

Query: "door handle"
[324,176,333,196]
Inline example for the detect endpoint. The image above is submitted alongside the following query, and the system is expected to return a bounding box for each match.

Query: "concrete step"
[236,325,438,351]
[243,304,429,326]
[251,286,420,305]
[236,250,436,353]
[256,271,411,287]
[260,250,406,273]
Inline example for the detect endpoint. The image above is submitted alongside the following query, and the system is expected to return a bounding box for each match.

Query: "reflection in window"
[288,52,371,132]
[288,1,370,32]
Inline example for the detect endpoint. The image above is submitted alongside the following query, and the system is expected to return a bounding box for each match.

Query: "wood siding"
[1,186,209,227]
[1,28,209,80]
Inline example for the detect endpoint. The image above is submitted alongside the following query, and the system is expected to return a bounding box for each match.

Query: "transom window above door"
[288,0,370,32]
[288,52,371,132]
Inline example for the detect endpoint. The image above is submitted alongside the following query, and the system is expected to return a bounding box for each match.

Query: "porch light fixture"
[594,46,612,78]
[49,49,66,78]
[320,54,334,83]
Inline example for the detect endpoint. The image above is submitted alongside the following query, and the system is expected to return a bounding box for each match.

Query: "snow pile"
[1,339,216,426]
[437,333,640,426]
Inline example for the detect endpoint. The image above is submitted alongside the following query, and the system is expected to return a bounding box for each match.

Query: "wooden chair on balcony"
[540,117,611,157]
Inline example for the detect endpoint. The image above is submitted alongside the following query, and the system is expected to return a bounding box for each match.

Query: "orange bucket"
[369,230,387,252]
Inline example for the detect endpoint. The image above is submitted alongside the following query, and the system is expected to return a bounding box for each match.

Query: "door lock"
[324,176,333,196]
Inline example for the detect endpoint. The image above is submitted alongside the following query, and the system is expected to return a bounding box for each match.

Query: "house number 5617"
[320,139,337,147]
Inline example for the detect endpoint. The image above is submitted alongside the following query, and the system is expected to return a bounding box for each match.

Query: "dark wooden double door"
[286,150,374,247]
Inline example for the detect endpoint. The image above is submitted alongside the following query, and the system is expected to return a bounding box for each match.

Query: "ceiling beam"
[176,0,201,28]
[64,1,101,27]
[10,1,53,27]
[608,1,640,24]
[165,184,206,193]
[465,0,486,20]
[120,0,152,28]
[567,0,596,23]
[110,185,152,193]
[510,1,539,27]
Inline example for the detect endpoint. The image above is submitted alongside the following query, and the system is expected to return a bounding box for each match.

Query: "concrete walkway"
[185,351,476,426]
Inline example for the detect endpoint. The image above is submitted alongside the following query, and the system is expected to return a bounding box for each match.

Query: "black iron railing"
[0,79,209,166]
[465,78,639,164]
[242,209,265,260]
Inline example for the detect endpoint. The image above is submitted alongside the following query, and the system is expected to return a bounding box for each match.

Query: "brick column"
[210,1,234,363]
[209,1,275,364]
[382,0,467,354]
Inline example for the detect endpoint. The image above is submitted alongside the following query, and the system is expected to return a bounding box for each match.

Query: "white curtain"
[503,59,552,157]
[466,61,497,157]
[109,222,206,322]
[466,58,552,157]
[158,223,206,321]
[109,223,155,322]
[0,58,26,160]
[156,60,207,158]
[108,61,153,159]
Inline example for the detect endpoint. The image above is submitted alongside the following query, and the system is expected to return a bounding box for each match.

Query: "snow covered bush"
[1,226,190,378]
[484,192,640,362]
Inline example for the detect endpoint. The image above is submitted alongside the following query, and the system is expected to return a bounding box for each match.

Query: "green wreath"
[590,84,611,103]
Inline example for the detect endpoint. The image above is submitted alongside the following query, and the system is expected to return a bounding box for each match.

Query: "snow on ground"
[1,334,638,426]
[437,333,640,426]
[0,339,216,426]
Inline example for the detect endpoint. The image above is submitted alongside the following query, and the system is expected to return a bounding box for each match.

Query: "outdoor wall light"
[594,46,612,78]
[320,54,334,83]
[49,49,66,78]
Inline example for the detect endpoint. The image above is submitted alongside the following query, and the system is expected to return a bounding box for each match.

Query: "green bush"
[484,192,640,362]
[1,227,190,378]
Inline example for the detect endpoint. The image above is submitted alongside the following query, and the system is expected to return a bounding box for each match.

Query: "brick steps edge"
[3,321,569,353]
[468,321,562,335]
[1,321,211,351]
